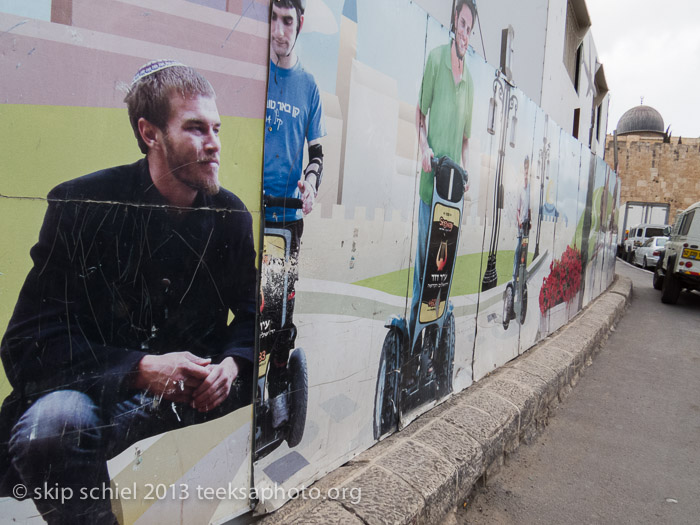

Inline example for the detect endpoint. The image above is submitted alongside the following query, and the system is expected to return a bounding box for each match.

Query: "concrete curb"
[256,275,633,525]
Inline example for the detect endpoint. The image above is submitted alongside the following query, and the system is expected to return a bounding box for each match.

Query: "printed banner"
[0,1,266,523]
[1,0,620,522]
[253,0,618,514]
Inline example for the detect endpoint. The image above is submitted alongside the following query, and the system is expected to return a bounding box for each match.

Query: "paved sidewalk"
[461,262,700,524]
[256,276,633,525]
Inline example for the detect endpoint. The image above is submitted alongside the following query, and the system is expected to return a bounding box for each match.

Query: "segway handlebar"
[431,156,468,203]
[263,195,303,209]
[431,156,467,184]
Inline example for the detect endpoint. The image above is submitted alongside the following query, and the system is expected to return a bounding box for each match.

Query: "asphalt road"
[454,260,700,525]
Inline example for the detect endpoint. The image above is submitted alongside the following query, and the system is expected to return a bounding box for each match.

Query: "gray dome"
[616,105,665,135]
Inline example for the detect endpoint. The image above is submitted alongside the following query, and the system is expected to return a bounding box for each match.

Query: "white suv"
[657,201,700,304]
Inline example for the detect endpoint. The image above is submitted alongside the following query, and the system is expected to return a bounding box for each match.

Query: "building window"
[574,43,583,93]
[573,108,580,139]
[593,64,609,143]
[563,0,591,88]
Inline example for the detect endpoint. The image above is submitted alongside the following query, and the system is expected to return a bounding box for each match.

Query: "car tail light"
[653,250,660,256]
[684,243,689,248]
[685,261,693,268]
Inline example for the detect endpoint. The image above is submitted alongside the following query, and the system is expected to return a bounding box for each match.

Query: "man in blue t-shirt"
[264,0,325,425]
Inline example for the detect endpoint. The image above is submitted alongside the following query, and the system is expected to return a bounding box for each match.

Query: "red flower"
[539,245,582,314]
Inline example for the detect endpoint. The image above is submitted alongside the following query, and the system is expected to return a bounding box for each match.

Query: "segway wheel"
[373,329,401,440]
[502,284,514,329]
[519,284,528,325]
[286,348,308,448]
[435,312,455,399]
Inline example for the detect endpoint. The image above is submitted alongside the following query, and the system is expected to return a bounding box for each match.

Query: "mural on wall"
[254,0,327,464]
[1,0,620,522]
[516,106,556,353]
[0,1,266,523]
[253,0,619,514]
[381,0,476,431]
[585,156,618,302]
[539,132,583,337]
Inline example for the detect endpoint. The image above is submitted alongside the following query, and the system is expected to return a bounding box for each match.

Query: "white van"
[623,223,667,262]
[656,201,700,304]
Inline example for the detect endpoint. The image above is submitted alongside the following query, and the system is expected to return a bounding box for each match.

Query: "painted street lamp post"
[534,115,551,259]
[481,69,518,292]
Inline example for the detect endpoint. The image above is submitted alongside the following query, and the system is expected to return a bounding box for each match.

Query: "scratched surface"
[0,0,622,522]
[1,1,266,523]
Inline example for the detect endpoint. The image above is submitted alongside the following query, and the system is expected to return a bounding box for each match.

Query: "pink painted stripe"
[0,14,267,80]
[1,35,265,118]
[117,0,268,36]
[225,0,270,23]
[71,0,269,66]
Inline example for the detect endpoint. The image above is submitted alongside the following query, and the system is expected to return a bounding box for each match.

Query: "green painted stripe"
[296,250,548,320]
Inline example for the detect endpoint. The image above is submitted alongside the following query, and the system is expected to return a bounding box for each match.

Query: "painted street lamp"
[534,115,551,259]
[481,69,518,292]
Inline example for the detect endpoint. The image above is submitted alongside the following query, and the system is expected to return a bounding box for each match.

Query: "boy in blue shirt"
[264,0,326,426]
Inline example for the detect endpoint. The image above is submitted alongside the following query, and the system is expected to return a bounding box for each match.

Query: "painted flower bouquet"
[538,245,582,314]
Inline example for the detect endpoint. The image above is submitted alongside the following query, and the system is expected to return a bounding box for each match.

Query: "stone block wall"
[605,134,700,218]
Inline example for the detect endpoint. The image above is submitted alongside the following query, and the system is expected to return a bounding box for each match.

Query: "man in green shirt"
[410,0,476,329]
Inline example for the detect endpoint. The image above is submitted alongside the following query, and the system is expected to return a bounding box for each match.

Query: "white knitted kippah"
[131,59,186,85]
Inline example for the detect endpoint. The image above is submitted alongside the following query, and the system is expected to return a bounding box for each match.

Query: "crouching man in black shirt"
[0,60,257,524]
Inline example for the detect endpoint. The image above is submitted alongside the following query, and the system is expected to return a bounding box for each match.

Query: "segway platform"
[254,197,308,460]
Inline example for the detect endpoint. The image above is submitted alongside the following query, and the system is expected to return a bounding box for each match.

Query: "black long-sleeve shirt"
[0,158,257,476]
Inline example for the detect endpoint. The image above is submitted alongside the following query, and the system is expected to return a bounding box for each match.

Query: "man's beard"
[172,163,220,196]
[164,138,220,196]
[455,39,466,60]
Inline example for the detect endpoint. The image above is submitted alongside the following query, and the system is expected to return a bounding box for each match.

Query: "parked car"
[633,236,668,269]
[655,201,700,303]
[623,223,667,262]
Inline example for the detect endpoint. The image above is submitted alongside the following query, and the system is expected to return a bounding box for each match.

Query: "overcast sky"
[585,0,700,138]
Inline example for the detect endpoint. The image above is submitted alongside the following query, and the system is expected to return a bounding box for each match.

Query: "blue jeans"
[409,199,431,333]
[513,233,523,282]
[8,386,249,524]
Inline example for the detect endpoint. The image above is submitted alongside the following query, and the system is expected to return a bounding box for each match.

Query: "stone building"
[605,104,700,221]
